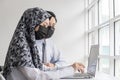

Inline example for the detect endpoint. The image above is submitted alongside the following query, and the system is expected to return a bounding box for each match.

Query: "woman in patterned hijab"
[3,7,51,79]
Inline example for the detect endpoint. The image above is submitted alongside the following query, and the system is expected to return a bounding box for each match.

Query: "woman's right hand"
[71,62,85,73]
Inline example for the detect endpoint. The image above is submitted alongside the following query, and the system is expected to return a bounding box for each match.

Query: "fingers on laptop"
[72,62,85,73]
[78,63,85,68]
[78,66,84,73]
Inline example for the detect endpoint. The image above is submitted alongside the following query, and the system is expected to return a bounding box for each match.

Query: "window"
[99,26,110,55]
[115,60,120,79]
[115,0,120,16]
[86,0,120,78]
[115,21,120,79]
[89,31,98,46]
[99,26,110,74]
[99,0,109,24]
[88,31,98,52]
[89,0,94,4]
[115,21,120,56]
[99,58,110,74]
[88,4,98,29]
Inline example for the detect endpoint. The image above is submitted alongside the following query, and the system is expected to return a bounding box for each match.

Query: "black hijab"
[3,7,51,78]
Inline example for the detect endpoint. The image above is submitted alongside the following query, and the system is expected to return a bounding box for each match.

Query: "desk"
[45,67,119,80]
[0,67,119,80]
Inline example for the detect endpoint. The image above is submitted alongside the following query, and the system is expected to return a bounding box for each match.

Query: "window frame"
[85,0,120,78]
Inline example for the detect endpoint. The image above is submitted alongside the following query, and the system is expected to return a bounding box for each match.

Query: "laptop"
[60,45,99,79]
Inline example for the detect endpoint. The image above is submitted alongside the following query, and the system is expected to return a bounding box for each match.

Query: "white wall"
[0,0,85,65]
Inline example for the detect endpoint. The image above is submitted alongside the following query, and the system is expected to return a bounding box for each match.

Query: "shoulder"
[46,38,54,45]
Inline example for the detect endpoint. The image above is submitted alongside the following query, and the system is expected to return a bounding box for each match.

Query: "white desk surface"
[45,67,120,80]
[0,67,119,80]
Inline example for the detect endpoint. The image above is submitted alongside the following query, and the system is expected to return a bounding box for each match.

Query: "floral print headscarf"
[3,7,51,78]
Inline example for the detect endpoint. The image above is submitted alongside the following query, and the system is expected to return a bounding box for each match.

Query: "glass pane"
[115,0,120,16]
[99,26,110,55]
[115,60,120,79]
[115,21,120,55]
[99,58,110,74]
[89,0,94,4]
[99,0,109,24]
[89,4,98,29]
[89,31,98,52]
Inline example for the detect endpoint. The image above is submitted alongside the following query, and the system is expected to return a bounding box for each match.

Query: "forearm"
[18,67,39,80]
[42,62,66,71]
[55,61,68,68]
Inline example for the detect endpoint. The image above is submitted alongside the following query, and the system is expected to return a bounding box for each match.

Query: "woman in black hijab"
[3,7,52,80]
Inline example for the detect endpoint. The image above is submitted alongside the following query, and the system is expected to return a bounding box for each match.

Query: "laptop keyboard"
[73,73,92,78]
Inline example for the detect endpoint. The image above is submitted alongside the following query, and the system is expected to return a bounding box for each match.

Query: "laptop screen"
[87,45,99,76]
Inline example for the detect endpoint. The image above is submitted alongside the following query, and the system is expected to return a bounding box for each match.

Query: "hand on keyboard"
[71,62,85,73]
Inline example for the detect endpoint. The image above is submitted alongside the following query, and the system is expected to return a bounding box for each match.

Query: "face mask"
[35,25,55,40]
[46,26,55,38]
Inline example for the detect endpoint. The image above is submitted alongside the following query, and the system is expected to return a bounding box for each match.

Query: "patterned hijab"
[3,7,51,78]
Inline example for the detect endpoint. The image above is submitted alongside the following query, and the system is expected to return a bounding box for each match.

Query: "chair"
[0,73,5,80]
[0,66,2,72]
[0,66,5,80]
